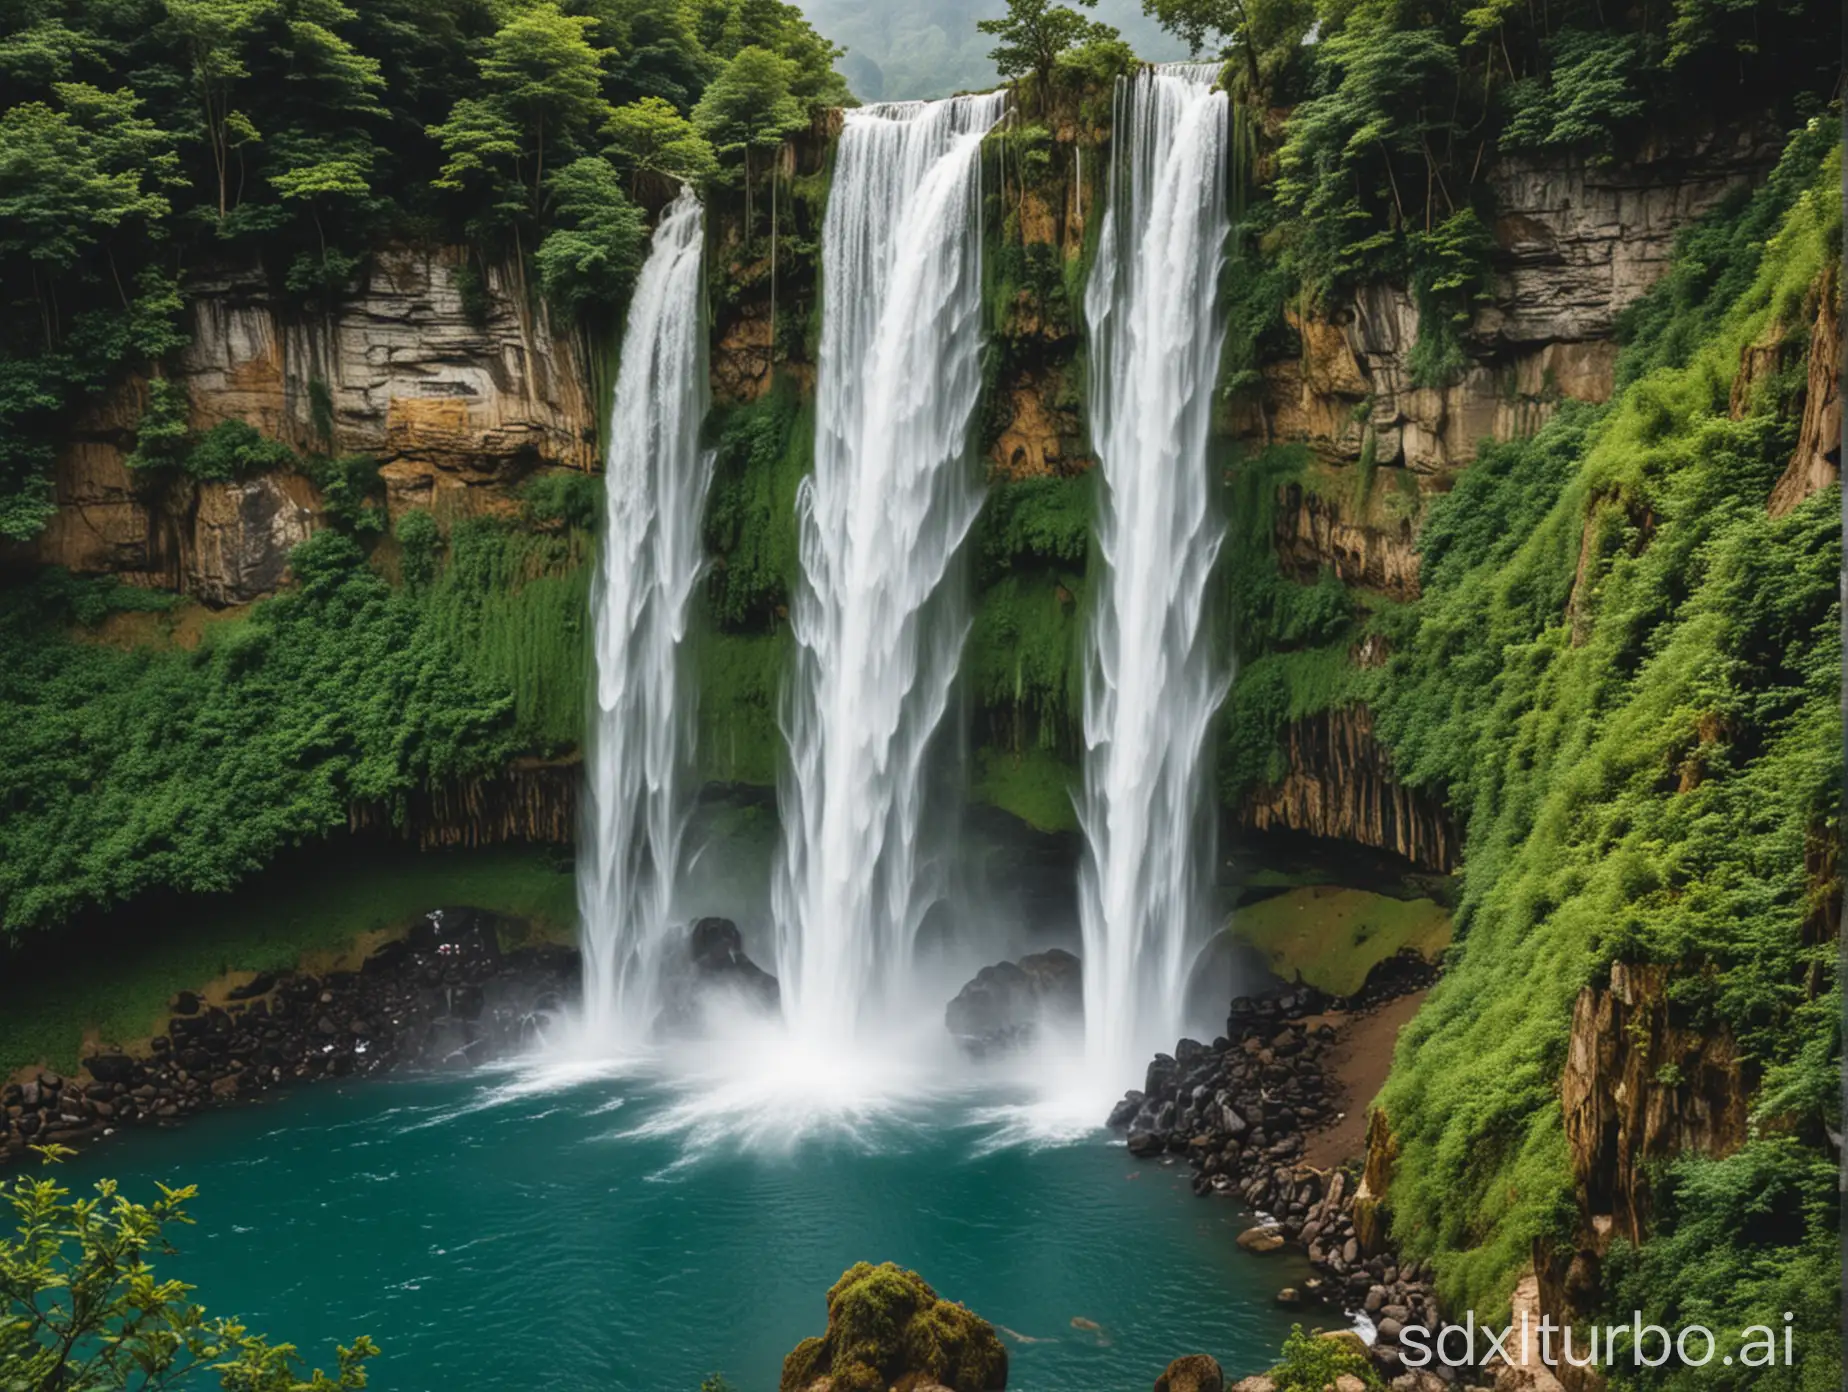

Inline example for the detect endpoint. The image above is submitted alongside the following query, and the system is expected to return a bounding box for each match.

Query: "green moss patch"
[972,745,1079,833]
[780,1262,1007,1392]
[1230,887,1451,997]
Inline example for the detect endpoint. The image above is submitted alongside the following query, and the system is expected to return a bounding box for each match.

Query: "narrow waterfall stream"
[1078,65,1232,1084]
[577,190,711,1040]
[774,93,1007,1045]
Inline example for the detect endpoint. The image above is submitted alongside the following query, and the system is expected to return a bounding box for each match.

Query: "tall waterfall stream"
[576,190,711,1042]
[1078,64,1232,1084]
[773,93,1008,1046]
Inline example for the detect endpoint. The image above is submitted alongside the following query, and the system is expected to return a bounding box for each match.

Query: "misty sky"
[790,0,1190,101]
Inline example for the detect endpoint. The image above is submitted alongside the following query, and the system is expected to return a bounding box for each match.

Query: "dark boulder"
[1107,1090,1145,1130]
[226,972,278,1001]
[944,949,1082,1055]
[1153,1354,1224,1392]
[1127,1130,1166,1157]
[654,918,780,1038]
[83,1054,139,1086]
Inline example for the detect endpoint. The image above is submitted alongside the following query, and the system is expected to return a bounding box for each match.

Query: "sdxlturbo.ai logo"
[1397,1311,1799,1372]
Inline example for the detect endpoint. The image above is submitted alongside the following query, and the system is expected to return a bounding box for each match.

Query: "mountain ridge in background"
[791,0,1188,101]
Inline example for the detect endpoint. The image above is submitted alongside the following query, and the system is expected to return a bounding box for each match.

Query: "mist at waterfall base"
[66,1072,1311,1391]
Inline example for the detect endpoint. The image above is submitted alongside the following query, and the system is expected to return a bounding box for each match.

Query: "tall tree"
[691,41,804,202]
[162,0,276,221]
[978,0,1118,96]
[432,1,615,217]
[605,96,718,196]
[1140,0,1313,90]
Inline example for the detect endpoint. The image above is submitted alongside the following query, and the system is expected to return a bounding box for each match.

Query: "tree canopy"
[0,0,849,540]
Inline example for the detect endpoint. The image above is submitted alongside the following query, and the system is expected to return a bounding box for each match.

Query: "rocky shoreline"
[1109,953,1497,1391]
[2,906,579,1168]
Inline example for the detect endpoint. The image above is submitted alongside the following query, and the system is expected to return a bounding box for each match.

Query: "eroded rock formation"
[1273,477,1422,600]
[1769,262,1842,516]
[1235,707,1457,872]
[1560,962,1750,1243]
[347,760,579,849]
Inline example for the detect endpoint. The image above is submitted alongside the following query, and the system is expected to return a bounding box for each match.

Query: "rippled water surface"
[67,1070,1309,1391]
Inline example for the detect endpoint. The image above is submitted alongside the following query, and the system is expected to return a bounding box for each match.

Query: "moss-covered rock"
[779,1262,1008,1392]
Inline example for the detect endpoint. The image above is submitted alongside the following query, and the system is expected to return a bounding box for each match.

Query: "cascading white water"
[1078,64,1232,1083]
[577,189,712,1040]
[774,92,1008,1046]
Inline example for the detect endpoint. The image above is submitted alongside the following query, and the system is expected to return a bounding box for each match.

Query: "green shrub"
[1265,1326,1381,1391]
[395,508,442,587]
[2,1151,376,1389]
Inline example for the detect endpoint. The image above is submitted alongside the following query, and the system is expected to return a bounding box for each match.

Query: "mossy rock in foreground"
[780,1262,1008,1392]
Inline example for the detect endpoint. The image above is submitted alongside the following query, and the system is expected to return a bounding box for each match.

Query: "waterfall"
[1078,64,1232,1081]
[774,93,1008,1045]
[577,189,711,1039]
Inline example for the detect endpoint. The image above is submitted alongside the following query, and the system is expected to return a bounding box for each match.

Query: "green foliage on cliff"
[968,476,1089,749]
[0,0,850,538]
[1216,445,1368,803]
[1157,0,1840,385]
[1366,126,1841,1361]
[0,497,593,938]
[694,381,814,784]
[1600,1139,1839,1392]
[703,384,811,631]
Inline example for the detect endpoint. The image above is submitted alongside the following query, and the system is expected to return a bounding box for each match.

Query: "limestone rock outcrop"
[13,379,321,605]
[9,248,596,603]
[1236,126,1781,476]
[1769,262,1841,516]
[179,249,595,520]
[1272,476,1422,601]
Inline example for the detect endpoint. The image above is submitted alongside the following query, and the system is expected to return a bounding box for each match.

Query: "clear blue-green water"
[66,1069,1311,1392]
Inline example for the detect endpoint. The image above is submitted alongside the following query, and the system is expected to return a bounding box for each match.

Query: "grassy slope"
[1229,887,1450,997]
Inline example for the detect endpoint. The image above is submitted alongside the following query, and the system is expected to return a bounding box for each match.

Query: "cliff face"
[1226,128,1789,869]
[1238,126,1783,476]
[11,249,595,606]
[1769,261,1843,516]
[1272,477,1421,600]
[348,760,579,850]
[1560,963,1751,1245]
[1234,707,1457,872]
[16,379,322,605]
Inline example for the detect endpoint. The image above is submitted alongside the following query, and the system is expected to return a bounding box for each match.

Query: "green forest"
[0,0,1840,1387]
